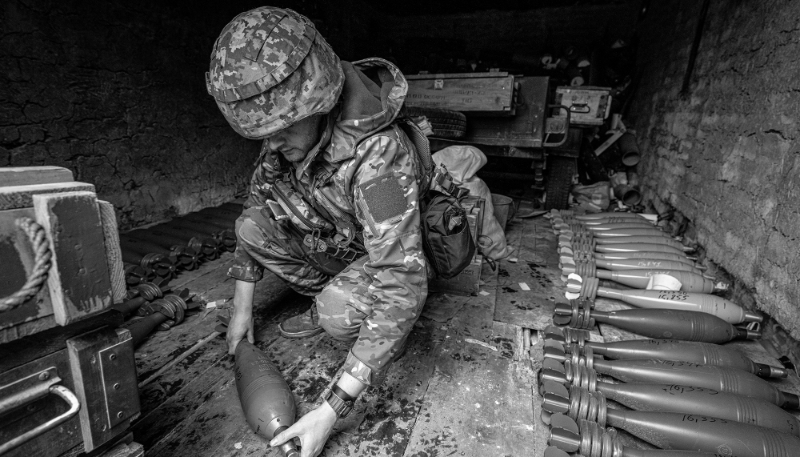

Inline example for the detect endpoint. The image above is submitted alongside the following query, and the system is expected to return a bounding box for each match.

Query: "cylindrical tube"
[594,237,686,250]
[596,383,800,436]
[595,243,692,255]
[126,312,169,346]
[591,229,672,238]
[595,287,761,324]
[595,258,703,274]
[598,269,715,293]
[586,223,663,231]
[591,359,798,409]
[581,340,784,377]
[584,307,756,342]
[617,132,641,167]
[594,251,697,264]
[605,408,800,456]
[613,185,642,206]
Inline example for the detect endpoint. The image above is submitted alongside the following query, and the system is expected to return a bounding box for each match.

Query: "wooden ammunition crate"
[0,167,139,457]
[554,86,612,126]
[0,167,114,343]
[406,72,516,115]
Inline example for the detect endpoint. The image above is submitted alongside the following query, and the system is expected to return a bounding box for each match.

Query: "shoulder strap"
[396,117,435,195]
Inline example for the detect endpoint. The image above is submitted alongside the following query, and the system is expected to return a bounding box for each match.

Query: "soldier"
[206,7,431,456]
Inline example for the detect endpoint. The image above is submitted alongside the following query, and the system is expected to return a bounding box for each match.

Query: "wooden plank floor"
[128,207,800,456]
[129,208,547,457]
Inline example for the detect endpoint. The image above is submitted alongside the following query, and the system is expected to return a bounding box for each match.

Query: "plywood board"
[34,191,112,324]
[402,323,536,456]
[450,261,499,341]
[494,217,561,330]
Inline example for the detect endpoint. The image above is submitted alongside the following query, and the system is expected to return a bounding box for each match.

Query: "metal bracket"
[0,367,59,416]
[99,340,138,429]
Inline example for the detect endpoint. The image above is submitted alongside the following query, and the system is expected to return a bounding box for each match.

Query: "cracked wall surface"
[630,1,800,338]
[0,0,266,229]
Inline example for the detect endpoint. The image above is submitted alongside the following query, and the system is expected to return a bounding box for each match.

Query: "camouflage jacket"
[229,58,428,385]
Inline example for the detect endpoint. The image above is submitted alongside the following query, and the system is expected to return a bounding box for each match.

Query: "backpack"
[398,119,476,279]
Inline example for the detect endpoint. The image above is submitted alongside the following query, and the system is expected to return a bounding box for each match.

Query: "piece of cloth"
[229,58,428,385]
[432,145,510,260]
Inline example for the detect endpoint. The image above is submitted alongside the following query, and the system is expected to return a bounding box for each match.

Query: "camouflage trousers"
[237,207,388,342]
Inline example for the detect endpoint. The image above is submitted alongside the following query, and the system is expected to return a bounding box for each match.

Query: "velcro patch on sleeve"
[359,173,408,224]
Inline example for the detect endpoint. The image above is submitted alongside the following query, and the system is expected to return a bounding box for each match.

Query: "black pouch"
[421,190,476,279]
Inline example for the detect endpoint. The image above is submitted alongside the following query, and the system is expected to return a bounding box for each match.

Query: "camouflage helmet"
[206,7,344,139]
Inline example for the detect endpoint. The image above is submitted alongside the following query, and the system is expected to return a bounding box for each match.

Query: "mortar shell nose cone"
[771,366,789,378]
[746,329,761,340]
[745,312,764,323]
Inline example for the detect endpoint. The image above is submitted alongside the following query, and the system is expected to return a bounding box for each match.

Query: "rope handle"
[0,217,53,313]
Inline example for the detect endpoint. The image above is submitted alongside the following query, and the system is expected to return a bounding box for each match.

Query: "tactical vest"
[268,117,471,277]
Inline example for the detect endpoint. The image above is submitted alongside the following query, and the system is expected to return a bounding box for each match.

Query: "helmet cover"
[206,7,344,138]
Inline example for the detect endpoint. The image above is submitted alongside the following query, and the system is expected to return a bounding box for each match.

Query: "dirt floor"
[128,204,800,457]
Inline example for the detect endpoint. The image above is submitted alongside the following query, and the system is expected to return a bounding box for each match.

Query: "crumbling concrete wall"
[630,0,800,339]
[0,0,386,230]
[0,0,263,229]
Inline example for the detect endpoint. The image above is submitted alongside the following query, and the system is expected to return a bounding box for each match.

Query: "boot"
[279,305,324,338]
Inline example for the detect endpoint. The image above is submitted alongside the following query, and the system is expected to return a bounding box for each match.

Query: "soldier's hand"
[270,402,337,457]
[227,307,254,355]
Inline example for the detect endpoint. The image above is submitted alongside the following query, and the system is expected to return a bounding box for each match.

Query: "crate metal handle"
[543,105,571,148]
[0,384,81,454]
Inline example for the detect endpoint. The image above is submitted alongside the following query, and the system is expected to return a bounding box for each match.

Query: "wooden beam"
[0,182,95,210]
[0,166,74,187]
[405,71,509,80]
[34,191,112,325]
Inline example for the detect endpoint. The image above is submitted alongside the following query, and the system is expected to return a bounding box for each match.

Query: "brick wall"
[0,0,381,230]
[630,0,800,339]
[0,0,265,229]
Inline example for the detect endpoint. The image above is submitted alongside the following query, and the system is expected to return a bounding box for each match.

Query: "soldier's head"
[206,7,343,161]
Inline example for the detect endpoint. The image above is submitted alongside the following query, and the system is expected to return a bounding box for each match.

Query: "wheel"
[403,107,467,139]
[544,155,577,210]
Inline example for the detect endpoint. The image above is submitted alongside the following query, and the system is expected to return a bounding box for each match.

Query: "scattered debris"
[464,338,498,352]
